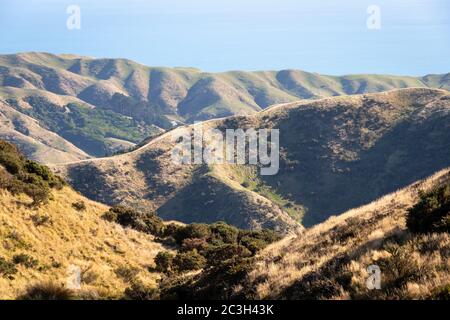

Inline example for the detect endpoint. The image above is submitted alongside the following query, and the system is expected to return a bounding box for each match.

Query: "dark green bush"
[238,229,281,254]
[173,223,211,245]
[154,251,175,273]
[157,222,281,297]
[181,238,208,252]
[160,257,255,300]
[209,222,239,245]
[0,257,18,278]
[31,214,52,226]
[173,250,207,272]
[0,140,65,206]
[72,200,86,211]
[124,282,159,300]
[12,253,38,268]
[17,282,75,300]
[162,223,182,238]
[0,141,24,173]
[239,236,267,254]
[24,161,64,189]
[205,244,252,267]
[407,184,450,234]
[102,205,164,236]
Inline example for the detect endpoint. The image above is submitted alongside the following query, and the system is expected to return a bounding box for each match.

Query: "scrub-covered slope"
[54,88,450,229]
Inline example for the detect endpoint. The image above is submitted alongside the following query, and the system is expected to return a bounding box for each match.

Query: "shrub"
[0,141,24,174]
[209,222,239,245]
[430,284,450,300]
[0,257,18,278]
[238,229,281,254]
[124,282,159,300]
[163,223,182,238]
[12,253,38,268]
[17,282,75,300]
[0,140,65,206]
[72,200,86,211]
[24,160,64,189]
[102,205,164,236]
[142,214,165,236]
[155,251,175,273]
[25,183,50,206]
[181,238,209,252]
[205,244,252,267]
[407,184,450,234]
[239,236,267,254]
[31,214,52,226]
[160,257,254,300]
[115,266,140,283]
[173,223,211,245]
[173,250,207,272]
[378,243,424,292]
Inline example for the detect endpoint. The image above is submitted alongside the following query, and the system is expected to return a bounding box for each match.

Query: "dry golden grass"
[0,187,165,299]
[244,168,450,299]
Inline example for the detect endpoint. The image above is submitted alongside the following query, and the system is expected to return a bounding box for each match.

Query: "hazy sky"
[0,0,449,75]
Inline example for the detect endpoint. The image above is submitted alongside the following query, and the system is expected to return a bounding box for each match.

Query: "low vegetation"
[0,140,64,205]
[100,205,282,299]
[8,97,159,157]
[17,282,76,300]
[230,169,450,300]
[0,140,165,299]
[102,205,165,236]
[406,183,450,234]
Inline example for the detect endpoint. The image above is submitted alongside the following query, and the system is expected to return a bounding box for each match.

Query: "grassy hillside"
[0,139,286,300]
[53,88,450,231]
[234,168,450,300]
[0,99,90,164]
[138,168,450,300]
[0,140,165,299]
[1,52,449,162]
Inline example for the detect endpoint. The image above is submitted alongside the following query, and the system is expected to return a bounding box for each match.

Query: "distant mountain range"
[0,52,449,163]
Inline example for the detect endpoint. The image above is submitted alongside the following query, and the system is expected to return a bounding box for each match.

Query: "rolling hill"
[52,88,450,230]
[1,52,449,163]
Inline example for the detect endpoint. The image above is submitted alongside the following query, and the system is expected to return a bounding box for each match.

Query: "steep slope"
[53,124,301,233]
[0,88,162,159]
[162,167,450,300]
[237,167,450,299]
[0,141,165,299]
[0,99,90,164]
[0,186,164,299]
[53,88,450,230]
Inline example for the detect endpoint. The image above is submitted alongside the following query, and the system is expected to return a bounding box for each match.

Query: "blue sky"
[0,0,449,75]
